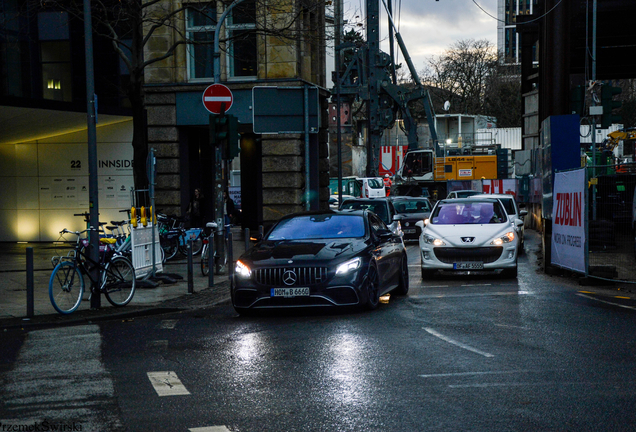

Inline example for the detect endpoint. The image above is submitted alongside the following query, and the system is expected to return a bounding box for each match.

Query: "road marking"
[576,293,636,311]
[190,427,232,432]
[448,382,547,389]
[423,327,495,358]
[410,291,528,299]
[147,371,191,396]
[461,284,492,287]
[420,370,531,378]
[158,319,178,329]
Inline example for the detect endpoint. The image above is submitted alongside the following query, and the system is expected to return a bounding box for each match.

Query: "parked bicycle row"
[48,210,231,315]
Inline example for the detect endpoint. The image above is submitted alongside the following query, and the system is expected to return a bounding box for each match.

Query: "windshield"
[393,199,431,214]
[430,201,507,225]
[402,152,433,177]
[267,214,366,240]
[340,201,389,225]
[366,179,383,189]
[456,191,480,198]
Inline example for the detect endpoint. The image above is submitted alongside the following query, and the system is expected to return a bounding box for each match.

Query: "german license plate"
[403,229,416,234]
[271,287,310,297]
[454,262,484,270]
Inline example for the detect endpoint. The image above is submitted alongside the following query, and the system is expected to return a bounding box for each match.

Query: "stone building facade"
[142,0,330,230]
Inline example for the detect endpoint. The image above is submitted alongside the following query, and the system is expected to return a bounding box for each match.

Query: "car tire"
[392,254,409,296]
[364,264,380,310]
[421,267,436,280]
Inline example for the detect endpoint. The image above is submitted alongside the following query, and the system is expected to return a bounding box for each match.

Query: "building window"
[39,12,72,102]
[227,0,257,79]
[186,3,217,81]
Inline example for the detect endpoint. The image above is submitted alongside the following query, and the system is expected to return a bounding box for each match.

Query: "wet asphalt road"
[3,240,636,431]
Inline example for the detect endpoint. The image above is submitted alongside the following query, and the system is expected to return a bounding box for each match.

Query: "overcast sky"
[343,0,499,72]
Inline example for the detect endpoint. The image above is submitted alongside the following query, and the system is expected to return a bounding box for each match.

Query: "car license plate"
[403,229,416,234]
[454,262,484,270]
[271,287,310,297]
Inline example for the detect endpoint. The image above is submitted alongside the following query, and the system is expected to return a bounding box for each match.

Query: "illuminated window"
[41,41,71,102]
[38,12,71,102]
[186,3,217,80]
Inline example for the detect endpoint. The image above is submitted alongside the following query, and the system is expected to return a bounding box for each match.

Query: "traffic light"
[601,85,622,128]
[209,113,228,147]
[226,115,240,160]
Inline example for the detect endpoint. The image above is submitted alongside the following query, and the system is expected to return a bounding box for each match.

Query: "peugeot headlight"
[336,257,361,275]
[490,231,515,246]
[235,260,251,278]
[423,234,445,246]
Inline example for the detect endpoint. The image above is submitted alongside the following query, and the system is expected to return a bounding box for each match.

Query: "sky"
[343,0,499,72]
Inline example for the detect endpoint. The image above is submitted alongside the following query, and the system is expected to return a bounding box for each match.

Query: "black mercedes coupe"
[231,210,409,314]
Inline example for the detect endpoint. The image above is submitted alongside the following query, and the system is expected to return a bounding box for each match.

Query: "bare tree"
[421,39,498,116]
[484,61,522,128]
[38,0,329,188]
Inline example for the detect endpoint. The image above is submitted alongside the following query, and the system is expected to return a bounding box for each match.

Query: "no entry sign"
[202,84,233,114]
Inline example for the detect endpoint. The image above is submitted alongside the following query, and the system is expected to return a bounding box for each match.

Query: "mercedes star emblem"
[282,270,297,286]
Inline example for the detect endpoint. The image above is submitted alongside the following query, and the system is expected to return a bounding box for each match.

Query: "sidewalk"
[0,229,249,330]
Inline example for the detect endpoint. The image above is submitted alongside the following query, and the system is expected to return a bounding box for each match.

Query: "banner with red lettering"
[551,168,586,273]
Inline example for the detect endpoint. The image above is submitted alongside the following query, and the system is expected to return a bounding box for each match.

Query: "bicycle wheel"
[49,261,84,314]
[161,235,179,260]
[102,256,136,307]
[191,234,203,255]
[201,244,209,276]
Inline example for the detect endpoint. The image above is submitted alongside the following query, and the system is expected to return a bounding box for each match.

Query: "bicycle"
[200,222,230,276]
[49,228,136,314]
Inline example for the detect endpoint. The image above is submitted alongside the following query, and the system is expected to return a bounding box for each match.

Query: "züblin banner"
[551,168,586,273]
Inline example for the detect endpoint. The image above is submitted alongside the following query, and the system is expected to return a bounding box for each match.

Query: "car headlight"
[490,231,515,246]
[423,234,445,246]
[336,257,361,275]
[235,260,251,278]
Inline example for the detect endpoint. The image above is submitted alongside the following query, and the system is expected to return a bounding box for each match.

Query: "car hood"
[423,223,516,247]
[241,239,367,265]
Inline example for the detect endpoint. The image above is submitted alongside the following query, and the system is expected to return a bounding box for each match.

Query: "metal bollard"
[208,231,214,287]
[244,227,250,253]
[228,231,234,279]
[26,247,34,318]
[187,239,194,294]
[259,225,264,238]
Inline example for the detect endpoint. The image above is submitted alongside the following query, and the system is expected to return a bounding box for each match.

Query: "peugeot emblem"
[461,237,475,243]
[282,270,297,286]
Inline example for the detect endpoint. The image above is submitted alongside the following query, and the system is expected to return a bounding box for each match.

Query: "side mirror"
[393,214,404,221]
[251,233,263,242]
[515,218,524,227]
[415,220,425,229]
[376,229,393,242]
[519,209,528,217]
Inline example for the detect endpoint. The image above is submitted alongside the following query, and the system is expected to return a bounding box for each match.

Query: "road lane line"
[576,293,636,311]
[423,327,495,358]
[147,371,191,396]
[461,284,492,287]
[410,291,528,299]
[189,427,232,432]
[420,370,531,378]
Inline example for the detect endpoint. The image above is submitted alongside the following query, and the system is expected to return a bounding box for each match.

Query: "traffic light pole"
[210,108,227,275]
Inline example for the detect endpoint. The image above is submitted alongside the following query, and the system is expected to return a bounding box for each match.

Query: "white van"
[357,177,386,198]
